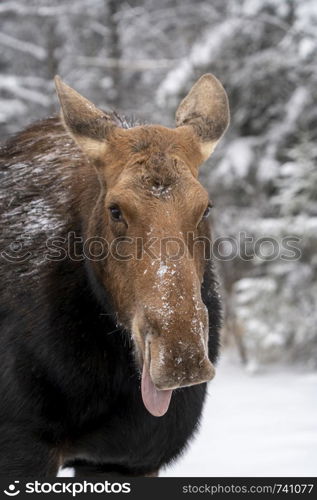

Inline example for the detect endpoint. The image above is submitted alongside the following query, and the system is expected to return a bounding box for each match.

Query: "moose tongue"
[141,363,172,417]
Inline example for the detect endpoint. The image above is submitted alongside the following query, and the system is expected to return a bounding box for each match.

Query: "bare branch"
[77,56,180,70]
[0,32,46,60]
[0,76,50,105]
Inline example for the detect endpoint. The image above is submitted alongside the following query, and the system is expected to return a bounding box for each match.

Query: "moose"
[0,74,229,476]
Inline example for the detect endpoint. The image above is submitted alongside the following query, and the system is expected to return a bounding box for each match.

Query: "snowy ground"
[162,352,317,477]
[60,351,317,478]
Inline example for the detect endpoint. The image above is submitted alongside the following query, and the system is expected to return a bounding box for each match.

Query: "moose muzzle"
[134,302,216,417]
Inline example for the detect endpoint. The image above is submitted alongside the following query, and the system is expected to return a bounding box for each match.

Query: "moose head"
[55,74,229,417]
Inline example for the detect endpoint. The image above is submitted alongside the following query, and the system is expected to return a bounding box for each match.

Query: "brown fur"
[55,74,230,391]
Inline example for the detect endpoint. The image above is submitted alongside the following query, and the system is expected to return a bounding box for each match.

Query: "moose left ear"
[175,74,230,162]
[54,76,117,159]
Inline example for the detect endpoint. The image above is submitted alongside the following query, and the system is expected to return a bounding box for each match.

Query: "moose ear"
[175,74,230,162]
[54,76,116,159]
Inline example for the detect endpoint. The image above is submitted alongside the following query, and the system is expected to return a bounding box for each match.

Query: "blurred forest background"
[1,0,316,369]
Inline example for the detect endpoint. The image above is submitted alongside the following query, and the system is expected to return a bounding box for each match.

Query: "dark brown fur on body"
[0,74,229,476]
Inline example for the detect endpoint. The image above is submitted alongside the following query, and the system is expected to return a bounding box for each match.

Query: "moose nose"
[133,303,216,417]
[149,338,215,391]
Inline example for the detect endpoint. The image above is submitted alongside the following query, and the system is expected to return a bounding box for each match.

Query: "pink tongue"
[141,363,172,417]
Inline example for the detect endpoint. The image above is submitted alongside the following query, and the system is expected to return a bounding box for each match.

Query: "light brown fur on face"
[55,74,230,392]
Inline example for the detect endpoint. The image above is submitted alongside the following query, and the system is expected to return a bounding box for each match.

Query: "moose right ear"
[54,76,116,159]
[175,74,230,163]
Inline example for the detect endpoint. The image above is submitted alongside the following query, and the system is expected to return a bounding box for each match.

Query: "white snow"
[162,352,317,477]
[150,185,172,198]
[157,262,169,278]
[3,197,63,237]
[158,346,166,367]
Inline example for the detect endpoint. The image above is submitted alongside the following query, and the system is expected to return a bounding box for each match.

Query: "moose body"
[0,75,229,476]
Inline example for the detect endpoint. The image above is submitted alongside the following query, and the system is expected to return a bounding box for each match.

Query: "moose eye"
[202,203,213,218]
[109,205,123,222]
